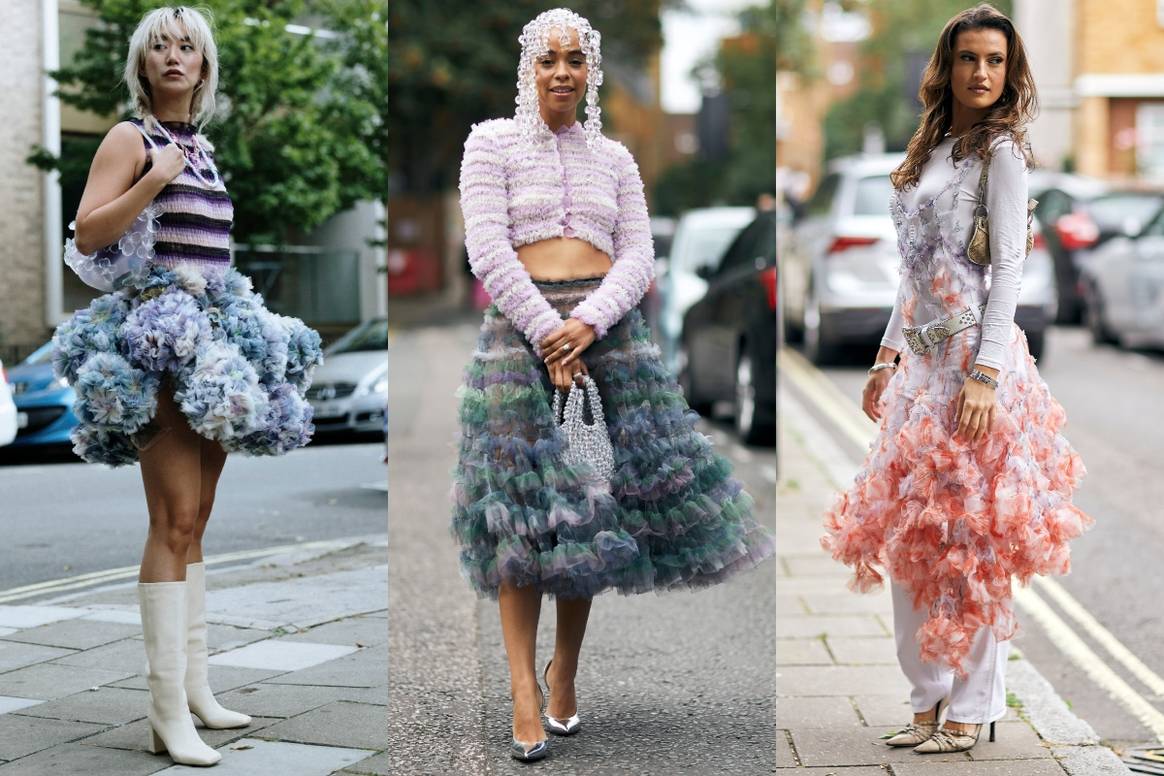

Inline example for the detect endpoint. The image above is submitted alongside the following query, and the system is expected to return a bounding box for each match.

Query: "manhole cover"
[1125,746,1164,774]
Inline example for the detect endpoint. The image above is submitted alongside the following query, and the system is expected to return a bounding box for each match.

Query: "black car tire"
[802,284,838,365]
[1083,282,1117,345]
[734,345,775,447]
[677,342,713,416]
[1025,329,1045,361]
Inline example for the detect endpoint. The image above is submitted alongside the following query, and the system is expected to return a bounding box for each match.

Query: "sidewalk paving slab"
[0,537,387,773]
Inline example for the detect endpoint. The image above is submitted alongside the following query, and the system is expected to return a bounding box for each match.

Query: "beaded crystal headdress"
[515,8,604,148]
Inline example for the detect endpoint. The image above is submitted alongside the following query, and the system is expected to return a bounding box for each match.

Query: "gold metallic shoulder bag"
[966,148,1038,267]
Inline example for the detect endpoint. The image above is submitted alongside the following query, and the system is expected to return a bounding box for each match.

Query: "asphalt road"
[388,321,778,775]
[810,325,1164,755]
[0,437,387,592]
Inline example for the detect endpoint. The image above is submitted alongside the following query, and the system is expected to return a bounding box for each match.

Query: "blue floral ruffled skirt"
[52,263,322,466]
[450,277,775,599]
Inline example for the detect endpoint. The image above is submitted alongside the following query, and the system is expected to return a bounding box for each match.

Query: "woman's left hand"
[541,319,597,367]
[954,366,999,442]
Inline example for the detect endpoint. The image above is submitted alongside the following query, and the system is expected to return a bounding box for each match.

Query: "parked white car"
[306,318,388,435]
[0,359,17,447]
[656,206,756,370]
[783,153,1057,362]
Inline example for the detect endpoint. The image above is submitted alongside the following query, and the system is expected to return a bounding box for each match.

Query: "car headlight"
[371,375,388,394]
[53,375,69,390]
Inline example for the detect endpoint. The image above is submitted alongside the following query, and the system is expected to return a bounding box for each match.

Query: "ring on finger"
[560,343,572,353]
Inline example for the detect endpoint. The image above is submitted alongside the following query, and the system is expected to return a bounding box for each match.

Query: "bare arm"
[73,122,183,255]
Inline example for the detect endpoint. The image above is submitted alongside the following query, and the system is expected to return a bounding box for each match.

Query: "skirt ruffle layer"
[52,264,323,466]
[451,279,774,600]
[822,326,1092,673]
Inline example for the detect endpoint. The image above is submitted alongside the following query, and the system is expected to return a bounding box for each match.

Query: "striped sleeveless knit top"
[134,118,234,274]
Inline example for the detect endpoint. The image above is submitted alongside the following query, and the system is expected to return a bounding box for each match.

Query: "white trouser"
[891,582,1009,724]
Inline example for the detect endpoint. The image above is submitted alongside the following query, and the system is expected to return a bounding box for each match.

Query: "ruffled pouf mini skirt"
[822,323,1093,672]
[52,263,323,466]
[451,277,775,599]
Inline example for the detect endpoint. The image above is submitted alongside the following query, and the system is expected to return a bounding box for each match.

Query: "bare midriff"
[518,237,611,281]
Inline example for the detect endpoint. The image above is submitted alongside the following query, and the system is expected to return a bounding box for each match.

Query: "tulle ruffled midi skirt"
[52,263,323,466]
[450,277,775,600]
[822,323,1092,672]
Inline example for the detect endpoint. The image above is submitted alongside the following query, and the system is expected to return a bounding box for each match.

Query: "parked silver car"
[1080,205,1164,349]
[306,318,388,435]
[782,153,1057,362]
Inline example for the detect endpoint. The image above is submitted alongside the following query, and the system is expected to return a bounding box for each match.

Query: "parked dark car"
[4,342,79,450]
[1030,170,1164,323]
[679,211,776,446]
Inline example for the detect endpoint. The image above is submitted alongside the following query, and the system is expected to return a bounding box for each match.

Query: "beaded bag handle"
[551,376,615,484]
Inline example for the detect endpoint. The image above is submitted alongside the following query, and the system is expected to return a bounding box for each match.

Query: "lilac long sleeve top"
[458,118,655,355]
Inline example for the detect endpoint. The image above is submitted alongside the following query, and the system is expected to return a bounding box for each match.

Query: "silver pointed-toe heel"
[885,699,942,747]
[510,738,550,762]
[913,721,996,754]
[510,683,549,762]
[542,659,582,736]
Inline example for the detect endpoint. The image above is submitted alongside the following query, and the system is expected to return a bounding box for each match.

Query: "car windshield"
[672,225,747,274]
[1088,194,1164,233]
[327,319,388,354]
[853,175,894,216]
[21,342,55,366]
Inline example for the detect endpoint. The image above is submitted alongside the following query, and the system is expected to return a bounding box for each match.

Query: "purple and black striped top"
[134,119,234,274]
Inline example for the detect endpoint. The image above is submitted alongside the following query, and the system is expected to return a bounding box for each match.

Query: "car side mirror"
[695,264,715,281]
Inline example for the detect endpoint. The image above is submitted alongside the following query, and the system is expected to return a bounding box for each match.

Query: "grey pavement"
[777,378,1129,775]
[388,321,779,774]
[0,537,387,774]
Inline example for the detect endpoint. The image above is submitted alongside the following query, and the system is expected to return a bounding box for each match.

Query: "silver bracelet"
[867,362,897,375]
[968,369,999,389]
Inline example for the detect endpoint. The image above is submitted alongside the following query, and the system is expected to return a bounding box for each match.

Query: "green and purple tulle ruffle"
[52,263,322,466]
[450,277,774,599]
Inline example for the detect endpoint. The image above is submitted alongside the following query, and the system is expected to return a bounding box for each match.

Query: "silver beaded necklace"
[151,119,221,188]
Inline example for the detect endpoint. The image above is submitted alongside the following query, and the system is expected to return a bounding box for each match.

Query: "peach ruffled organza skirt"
[822,322,1092,673]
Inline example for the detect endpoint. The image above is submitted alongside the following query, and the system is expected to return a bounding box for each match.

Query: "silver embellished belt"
[902,304,987,356]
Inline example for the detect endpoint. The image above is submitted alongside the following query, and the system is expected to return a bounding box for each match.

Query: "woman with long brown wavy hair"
[822,3,1092,755]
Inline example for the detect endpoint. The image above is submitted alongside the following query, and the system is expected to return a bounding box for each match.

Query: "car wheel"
[734,345,775,446]
[677,343,712,416]
[1083,283,1116,345]
[1025,329,1045,361]
[802,283,837,365]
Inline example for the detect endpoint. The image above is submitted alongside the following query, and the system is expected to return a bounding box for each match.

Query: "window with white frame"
[1137,102,1164,180]
[1159,0,1164,26]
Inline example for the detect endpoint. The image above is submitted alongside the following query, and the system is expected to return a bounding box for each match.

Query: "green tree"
[823,0,1013,159]
[653,0,779,214]
[388,0,666,193]
[31,0,386,244]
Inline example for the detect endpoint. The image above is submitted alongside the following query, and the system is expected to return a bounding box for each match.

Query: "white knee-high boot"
[185,562,252,729]
[138,582,221,766]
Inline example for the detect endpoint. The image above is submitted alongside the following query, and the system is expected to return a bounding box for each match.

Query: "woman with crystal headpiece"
[51,6,321,767]
[821,3,1092,756]
[451,7,775,762]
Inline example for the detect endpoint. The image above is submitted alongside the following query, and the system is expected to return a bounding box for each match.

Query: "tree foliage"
[823,0,1012,160]
[653,0,778,214]
[388,0,666,193]
[34,0,386,243]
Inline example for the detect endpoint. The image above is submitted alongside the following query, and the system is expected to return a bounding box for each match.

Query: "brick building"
[1019,0,1164,178]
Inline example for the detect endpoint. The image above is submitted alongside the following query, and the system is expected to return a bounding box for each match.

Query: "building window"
[1138,102,1164,180]
[1160,0,1164,26]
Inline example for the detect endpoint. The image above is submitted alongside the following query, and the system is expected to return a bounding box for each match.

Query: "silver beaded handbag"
[552,376,615,485]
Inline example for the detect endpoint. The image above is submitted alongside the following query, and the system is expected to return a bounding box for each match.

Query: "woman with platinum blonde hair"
[452,7,775,763]
[823,3,1092,756]
[52,6,321,767]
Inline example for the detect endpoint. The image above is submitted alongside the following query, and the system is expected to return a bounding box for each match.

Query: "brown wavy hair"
[890,3,1037,190]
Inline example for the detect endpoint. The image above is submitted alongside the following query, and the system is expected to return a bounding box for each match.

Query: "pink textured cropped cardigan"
[458,118,654,354]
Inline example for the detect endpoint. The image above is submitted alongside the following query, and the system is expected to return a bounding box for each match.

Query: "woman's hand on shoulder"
[541,319,597,367]
[147,144,185,186]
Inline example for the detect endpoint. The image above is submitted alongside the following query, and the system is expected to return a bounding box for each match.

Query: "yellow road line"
[782,345,1164,740]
